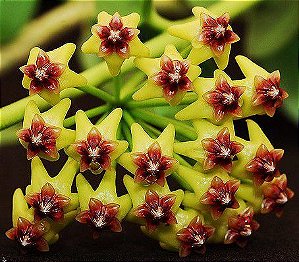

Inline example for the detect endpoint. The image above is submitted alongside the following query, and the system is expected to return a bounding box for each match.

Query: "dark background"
[1,1,298,261]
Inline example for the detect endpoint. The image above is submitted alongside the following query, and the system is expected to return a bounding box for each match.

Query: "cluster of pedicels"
[6,7,293,258]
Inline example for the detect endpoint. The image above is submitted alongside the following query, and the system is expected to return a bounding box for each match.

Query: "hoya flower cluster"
[4,6,293,258]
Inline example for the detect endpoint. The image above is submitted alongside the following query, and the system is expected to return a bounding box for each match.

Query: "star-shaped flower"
[134,190,177,232]
[203,75,245,121]
[177,216,215,257]
[76,198,121,239]
[75,168,132,239]
[201,176,240,219]
[17,99,75,161]
[176,71,246,123]
[133,45,201,105]
[21,43,86,105]
[168,7,239,69]
[261,174,294,217]
[224,207,259,247]
[253,71,288,117]
[66,108,128,174]
[118,123,178,183]
[235,55,288,117]
[82,12,149,76]
[246,144,284,186]
[73,127,118,173]
[6,217,50,252]
[202,127,244,172]
[132,142,177,186]
[25,183,70,222]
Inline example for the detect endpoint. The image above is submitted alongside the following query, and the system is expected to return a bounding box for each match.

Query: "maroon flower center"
[132,142,177,186]
[246,144,284,185]
[203,75,245,121]
[201,176,240,219]
[261,175,294,217]
[25,183,70,221]
[177,216,215,257]
[20,50,65,95]
[153,55,192,101]
[73,127,117,173]
[202,127,244,172]
[253,70,288,117]
[17,114,61,160]
[93,14,138,58]
[76,198,121,239]
[134,190,177,232]
[5,217,49,252]
[199,13,239,56]
[224,207,259,247]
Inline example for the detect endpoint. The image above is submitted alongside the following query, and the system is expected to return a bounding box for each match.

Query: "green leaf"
[0,0,38,44]
[245,1,298,59]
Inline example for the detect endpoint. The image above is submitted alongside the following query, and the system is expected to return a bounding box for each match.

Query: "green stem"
[114,75,122,101]
[172,172,193,191]
[64,104,110,127]
[119,71,146,102]
[0,123,21,146]
[76,86,115,104]
[121,120,133,150]
[180,45,192,59]
[126,93,197,108]
[95,112,110,125]
[173,153,192,168]
[130,108,197,140]
[122,110,136,128]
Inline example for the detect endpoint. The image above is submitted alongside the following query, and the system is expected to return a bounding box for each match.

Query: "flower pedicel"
[4,4,293,258]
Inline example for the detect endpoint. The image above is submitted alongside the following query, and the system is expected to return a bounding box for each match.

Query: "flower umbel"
[203,75,245,121]
[6,217,50,252]
[132,142,177,186]
[92,13,139,58]
[17,114,61,160]
[25,183,70,222]
[224,207,259,247]
[134,190,177,232]
[177,216,215,257]
[261,175,294,217]
[73,127,118,173]
[199,12,239,56]
[201,176,240,219]
[246,144,284,186]
[76,198,122,239]
[153,56,192,101]
[253,71,288,117]
[20,51,65,95]
[202,127,244,172]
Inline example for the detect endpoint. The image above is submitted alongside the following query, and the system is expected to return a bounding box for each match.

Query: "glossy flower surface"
[199,12,239,56]
[92,13,138,58]
[6,217,49,252]
[134,190,177,232]
[73,127,118,173]
[76,198,121,239]
[261,175,294,217]
[20,51,65,95]
[17,114,61,160]
[202,127,244,172]
[224,207,259,247]
[153,56,192,101]
[201,176,240,219]
[203,75,245,121]
[132,142,177,186]
[177,216,215,257]
[21,44,86,105]
[25,183,70,221]
[253,71,288,117]
[246,144,284,185]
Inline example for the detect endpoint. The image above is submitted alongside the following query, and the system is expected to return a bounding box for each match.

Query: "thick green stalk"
[121,120,133,150]
[76,86,115,104]
[126,93,197,108]
[0,123,21,146]
[122,110,136,128]
[130,108,197,140]
[64,104,110,127]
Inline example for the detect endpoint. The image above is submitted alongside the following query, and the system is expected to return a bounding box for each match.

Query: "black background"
[0,1,298,261]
